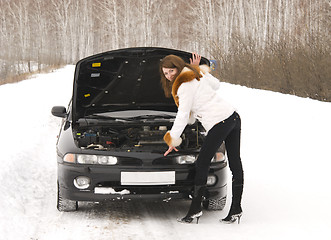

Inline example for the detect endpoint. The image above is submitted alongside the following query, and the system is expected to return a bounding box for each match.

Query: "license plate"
[121,171,175,185]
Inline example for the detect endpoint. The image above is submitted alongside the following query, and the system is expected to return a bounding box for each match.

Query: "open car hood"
[72,47,210,122]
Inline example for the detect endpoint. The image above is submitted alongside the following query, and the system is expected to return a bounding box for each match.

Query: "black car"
[51,47,227,212]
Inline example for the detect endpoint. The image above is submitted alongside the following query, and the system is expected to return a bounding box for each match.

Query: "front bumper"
[57,160,227,202]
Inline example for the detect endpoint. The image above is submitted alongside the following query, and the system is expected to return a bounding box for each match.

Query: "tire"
[57,181,78,212]
[203,196,226,211]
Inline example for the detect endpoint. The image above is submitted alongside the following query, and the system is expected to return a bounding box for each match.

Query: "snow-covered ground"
[0,66,330,240]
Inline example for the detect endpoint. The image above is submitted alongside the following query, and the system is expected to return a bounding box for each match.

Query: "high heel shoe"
[177,211,202,224]
[177,185,205,224]
[221,182,244,224]
[220,212,242,224]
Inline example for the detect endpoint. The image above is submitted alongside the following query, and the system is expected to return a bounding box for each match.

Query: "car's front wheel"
[57,181,78,212]
[203,196,226,210]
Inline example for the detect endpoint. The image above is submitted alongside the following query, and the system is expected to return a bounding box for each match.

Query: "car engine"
[74,123,205,151]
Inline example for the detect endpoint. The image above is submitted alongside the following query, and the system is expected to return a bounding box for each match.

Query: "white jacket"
[163,65,235,147]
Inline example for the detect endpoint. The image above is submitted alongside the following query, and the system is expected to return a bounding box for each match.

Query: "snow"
[0,65,330,240]
[94,187,130,195]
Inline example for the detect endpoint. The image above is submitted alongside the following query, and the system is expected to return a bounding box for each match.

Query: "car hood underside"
[72,47,210,122]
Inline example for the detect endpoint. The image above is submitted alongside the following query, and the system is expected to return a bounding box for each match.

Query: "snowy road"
[1,66,330,240]
[36,200,193,240]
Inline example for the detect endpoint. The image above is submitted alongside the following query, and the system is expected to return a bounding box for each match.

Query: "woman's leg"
[224,113,243,186]
[179,112,242,223]
[222,113,244,223]
[179,114,236,223]
[194,116,235,185]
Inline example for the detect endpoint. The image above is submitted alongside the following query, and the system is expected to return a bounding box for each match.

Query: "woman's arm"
[204,72,221,90]
[163,82,196,155]
[171,82,196,137]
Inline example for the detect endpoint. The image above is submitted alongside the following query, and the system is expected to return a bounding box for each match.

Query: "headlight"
[175,155,197,164]
[97,156,118,165]
[63,153,118,165]
[77,154,98,164]
[211,152,226,163]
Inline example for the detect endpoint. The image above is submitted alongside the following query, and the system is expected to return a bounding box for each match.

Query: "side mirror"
[51,106,67,118]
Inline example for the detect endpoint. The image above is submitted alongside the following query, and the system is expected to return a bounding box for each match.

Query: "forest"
[0,0,330,101]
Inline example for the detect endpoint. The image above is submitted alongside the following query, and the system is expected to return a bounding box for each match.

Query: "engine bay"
[74,123,205,151]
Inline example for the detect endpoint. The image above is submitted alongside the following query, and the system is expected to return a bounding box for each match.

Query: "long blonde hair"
[159,55,200,98]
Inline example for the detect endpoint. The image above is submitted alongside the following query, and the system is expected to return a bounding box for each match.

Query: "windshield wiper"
[86,113,175,121]
[130,114,175,120]
[86,114,131,122]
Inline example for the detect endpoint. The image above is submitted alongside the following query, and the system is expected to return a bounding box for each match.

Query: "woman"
[160,53,244,224]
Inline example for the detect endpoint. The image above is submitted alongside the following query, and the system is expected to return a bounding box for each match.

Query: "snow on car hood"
[72,47,210,122]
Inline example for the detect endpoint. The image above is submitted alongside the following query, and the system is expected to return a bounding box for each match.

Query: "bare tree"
[0,0,329,101]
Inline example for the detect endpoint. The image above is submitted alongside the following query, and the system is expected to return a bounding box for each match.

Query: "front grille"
[152,158,175,165]
[119,158,142,166]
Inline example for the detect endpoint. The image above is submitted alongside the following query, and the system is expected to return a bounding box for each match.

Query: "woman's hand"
[190,52,201,65]
[164,146,178,156]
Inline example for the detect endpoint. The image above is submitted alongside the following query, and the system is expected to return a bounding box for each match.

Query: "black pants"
[195,112,244,186]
